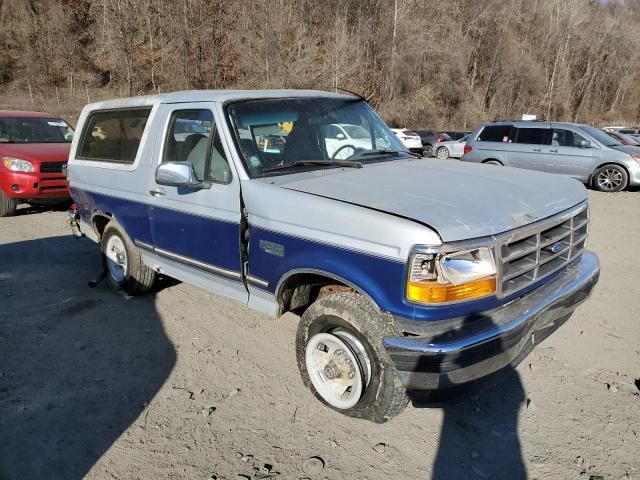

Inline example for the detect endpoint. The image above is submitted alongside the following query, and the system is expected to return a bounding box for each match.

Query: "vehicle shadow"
[408,316,528,480]
[0,235,176,480]
[14,200,72,216]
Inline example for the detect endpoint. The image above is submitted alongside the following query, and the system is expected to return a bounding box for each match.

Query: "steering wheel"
[331,144,358,160]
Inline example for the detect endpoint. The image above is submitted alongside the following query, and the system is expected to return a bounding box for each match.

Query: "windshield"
[0,117,74,143]
[579,125,618,147]
[227,97,407,177]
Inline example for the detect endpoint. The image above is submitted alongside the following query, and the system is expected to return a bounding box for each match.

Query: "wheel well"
[92,213,112,239]
[482,158,502,165]
[276,272,360,316]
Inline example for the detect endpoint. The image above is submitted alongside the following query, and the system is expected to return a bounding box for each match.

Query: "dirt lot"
[0,191,638,480]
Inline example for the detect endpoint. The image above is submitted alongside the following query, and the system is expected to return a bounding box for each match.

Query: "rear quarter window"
[78,108,152,164]
[477,125,513,143]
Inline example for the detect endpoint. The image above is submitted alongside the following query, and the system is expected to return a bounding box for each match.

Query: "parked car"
[434,134,469,159]
[325,123,386,159]
[412,130,452,157]
[390,128,423,155]
[0,110,73,217]
[67,90,599,422]
[440,130,471,141]
[461,120,640,192]
[604,130,640,146]
[618,127,640,135]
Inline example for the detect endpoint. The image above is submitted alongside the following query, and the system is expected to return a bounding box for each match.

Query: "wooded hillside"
[1,0,640,128]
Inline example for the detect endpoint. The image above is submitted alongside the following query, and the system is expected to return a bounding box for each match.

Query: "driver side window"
[163,109,231,183]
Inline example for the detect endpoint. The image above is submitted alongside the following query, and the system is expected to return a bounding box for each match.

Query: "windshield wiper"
[263,159,362,173]
[357,149,422,159]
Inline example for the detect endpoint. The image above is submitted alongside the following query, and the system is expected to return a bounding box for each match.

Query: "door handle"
[149,188,166,197]
[532,148,542,152]
[549,149,558,153]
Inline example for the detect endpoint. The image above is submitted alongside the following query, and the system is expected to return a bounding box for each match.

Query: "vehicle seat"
[281,119,325,164]
[209,133,231,183]
[183,134,208,180]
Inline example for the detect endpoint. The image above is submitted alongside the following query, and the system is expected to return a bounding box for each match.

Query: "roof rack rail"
[490,118,546,123]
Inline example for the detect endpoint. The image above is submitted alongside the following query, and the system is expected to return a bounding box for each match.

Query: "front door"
[147,102,247,303]
[546,128,593,180]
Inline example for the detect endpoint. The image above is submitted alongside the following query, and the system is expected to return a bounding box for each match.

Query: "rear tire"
[593,164,628,192]
[0,190,17,217]
[484,159,503,166]
[101,223,156,295]
[296,293,409,423]
[436,147,450,159]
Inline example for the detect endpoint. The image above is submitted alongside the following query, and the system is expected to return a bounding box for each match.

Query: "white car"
[325,123,382,159]
[434,135,469,159]
[390,128,423,155]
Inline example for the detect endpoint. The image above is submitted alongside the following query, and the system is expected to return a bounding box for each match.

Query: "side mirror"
[155,162,210,189]
[577,140,592,148]
[336,133,346,140]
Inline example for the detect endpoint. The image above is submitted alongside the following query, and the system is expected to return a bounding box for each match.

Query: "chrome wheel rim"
[437,148,449,159]
[105,235,128,283]
[597,168,623,191]
[305,329,370,409]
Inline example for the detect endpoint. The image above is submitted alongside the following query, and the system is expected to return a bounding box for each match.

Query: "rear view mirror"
[336,133,346,140]
[576,140,592,148]
[155,162,210,189]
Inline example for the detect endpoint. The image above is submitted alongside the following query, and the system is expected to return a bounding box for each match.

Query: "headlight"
[406,247,497,304]
[630,154,640,165]
[2,157,35,172]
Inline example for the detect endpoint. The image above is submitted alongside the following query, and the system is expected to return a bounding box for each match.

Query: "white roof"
[83,89,353,111]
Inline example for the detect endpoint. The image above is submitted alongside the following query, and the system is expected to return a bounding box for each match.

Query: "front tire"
[593,164,628,192]
[0,190,17,217]
[436,147,450,159]
[296,293,409,423]
[101,223,156,294]
[423,144,434,157]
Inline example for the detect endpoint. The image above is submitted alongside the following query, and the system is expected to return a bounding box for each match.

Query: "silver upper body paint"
[69,90,587,261]
[258,159,587,243]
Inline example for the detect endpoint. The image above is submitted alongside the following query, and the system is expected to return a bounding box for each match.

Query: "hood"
[610,144,640,156]
[262,159,587,242]
[0,143,71,163]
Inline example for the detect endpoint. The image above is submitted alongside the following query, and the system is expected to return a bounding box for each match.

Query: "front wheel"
[0,190,17,217]
[296,293,409,423]
[593,164,628,192]
[436,147,450,159]
[101,223,156,294]
[423,145,434,157]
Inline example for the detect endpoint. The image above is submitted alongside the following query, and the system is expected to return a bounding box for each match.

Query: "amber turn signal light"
[406,277,496,304]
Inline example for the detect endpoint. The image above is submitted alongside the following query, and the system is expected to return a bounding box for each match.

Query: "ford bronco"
[67,90,599,422]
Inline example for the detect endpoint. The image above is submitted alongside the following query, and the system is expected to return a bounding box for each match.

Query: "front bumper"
[383,251,600,390]
[628,161,640,186]
[0,170,69,200]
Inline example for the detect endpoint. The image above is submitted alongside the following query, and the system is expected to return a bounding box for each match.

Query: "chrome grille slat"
[497,203,589,298]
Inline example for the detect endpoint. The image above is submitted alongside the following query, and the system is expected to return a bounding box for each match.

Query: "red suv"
[0,111,73,217]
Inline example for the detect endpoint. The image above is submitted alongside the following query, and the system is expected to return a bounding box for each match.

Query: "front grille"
[40,162,65,174]
[497,203,588,297]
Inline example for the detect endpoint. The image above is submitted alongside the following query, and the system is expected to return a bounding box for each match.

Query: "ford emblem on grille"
[546,241,564,254]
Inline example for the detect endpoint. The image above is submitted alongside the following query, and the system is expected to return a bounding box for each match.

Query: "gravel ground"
[0,191,638,480]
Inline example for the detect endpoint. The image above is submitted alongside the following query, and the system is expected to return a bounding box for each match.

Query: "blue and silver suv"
[462,120,640,192]
[67,91,599,422]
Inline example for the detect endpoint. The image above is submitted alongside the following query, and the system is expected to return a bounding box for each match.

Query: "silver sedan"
[434,135,468,159]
